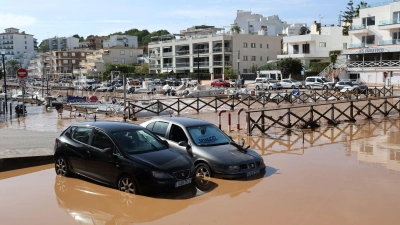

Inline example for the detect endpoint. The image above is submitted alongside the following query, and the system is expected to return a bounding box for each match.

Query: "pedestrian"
[241,75,245,87]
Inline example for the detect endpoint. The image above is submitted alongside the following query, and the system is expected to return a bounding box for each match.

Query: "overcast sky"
[0,0,359,42]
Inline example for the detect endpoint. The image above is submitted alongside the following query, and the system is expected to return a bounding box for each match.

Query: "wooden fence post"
[177,99,180,115]
[287,108,291,128]
[246,111,251,136]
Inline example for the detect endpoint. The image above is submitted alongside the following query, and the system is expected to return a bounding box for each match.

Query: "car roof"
[71,121,142,133]
[147,117,213,127]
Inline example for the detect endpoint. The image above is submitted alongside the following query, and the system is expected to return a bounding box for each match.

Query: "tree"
[341,0,356,35]
[299,26,310,35]
[277,58,303,79]
[135,64,149,75]
[355,1,368,17]
[259,62,278,71]
[6,59,21,77]
[38,41,49,53]
[101,63,135,80]
[231,23,241,34]
[224,67,237,80]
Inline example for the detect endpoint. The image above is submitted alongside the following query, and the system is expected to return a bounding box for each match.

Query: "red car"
[211,79,230,87]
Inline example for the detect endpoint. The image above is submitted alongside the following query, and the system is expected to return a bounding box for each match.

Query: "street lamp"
[42,62,47,97]
[196,46,200,85]
[1,51,8,113]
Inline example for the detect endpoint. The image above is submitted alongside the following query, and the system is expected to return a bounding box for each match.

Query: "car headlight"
[227,165,240,171]
[152,171,172,179]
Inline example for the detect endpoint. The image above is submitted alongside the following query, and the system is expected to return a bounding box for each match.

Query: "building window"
[25,41,27,44]
[267,44,269,49]
[120,50,125,55]
[71,52,75,56]
[362,35,375,45]
[72,60,75,63]
[24,36,26,39]
[243,56,248,61]
[121,58,125,64]
[251,43,256,48]
[63,60,68,64]
[343,43,348,49]
[394,12,400,21]
[260,44,262,48]
[260,56,262,61]
[243,42,248,48]
[130,51,133,57]
[81,53,85,57]
[267,56,269,61]
[25,46,27,49]
[251,56,256,61]
[362,16,375,26]
[63,52,68,57]
[319,42,326,47]
[293,45,299,54]
[113,58,119,62]
[393,32,400,40]
[302,43,310,54]
[243,69,248,73]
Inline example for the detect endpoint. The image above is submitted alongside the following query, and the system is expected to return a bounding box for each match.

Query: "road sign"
[19,78,26,87]
[16,68,28,79]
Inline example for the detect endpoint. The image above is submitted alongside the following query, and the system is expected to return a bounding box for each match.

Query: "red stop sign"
[16,68,28,79]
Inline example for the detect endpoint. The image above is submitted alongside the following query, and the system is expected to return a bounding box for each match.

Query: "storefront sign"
[343,46,400,55]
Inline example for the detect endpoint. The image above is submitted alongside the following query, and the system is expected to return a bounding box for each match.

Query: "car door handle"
[86,151,91,156]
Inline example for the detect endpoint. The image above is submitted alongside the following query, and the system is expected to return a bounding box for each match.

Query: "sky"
[0,0,359,43]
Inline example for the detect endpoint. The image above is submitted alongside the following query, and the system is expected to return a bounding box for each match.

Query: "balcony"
[379,19,400,30]
[194,62,209,67]
[149,53,160,58]
[349,43,368,48]
[163,63,173,68]
[193,48,209,54]
[213,61,223,66]
[349,24,368,34]
[163,52,173,57]
[176,50,189,56]
[176,63,190,68]
[149,64,160,68]
[348,60,400,68]
[379,39,400,45]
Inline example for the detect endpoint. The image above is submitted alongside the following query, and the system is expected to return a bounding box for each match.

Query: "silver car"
[280,78,303,89]
[334,80,368,93]
[140,117,266,179]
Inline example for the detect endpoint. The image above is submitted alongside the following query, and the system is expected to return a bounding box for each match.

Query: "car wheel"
[269,86,273,90]
[55,156,70,177]
[323,85,328,90]
[255,85,260,90]
[211,85,214,87]
[307,85,311,90]
[291,85,295,89]
[196,163,212,178]
[118,175,139,195]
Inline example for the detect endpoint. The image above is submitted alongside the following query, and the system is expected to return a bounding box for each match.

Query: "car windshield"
[111,129,168,154]
[187,125,231,146]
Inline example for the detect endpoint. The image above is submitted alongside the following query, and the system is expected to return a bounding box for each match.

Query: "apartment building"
[148,25,281,79]
[103,35,138,48]
[0,27,36,70]
[42,36,79,51]
[342,0,400,85]
[234,10,289,36]
[278,22,351,69]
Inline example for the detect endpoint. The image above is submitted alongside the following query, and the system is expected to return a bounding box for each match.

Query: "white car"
[305,76,335,90]
[280,78,303,89]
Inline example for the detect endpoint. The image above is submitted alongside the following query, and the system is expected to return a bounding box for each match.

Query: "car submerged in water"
[141,117,266,179]
[54,121,195,195]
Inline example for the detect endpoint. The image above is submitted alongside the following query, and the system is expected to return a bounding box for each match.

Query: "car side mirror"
[103,147,113,155]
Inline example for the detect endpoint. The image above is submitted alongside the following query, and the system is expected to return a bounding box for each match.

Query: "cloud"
[0,13,36,28]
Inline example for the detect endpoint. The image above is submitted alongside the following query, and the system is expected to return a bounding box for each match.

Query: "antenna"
[319,15,324,23]
[338,15,342,26]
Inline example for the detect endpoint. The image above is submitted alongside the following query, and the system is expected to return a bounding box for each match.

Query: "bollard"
[10,103,12,116]
[228,112,231,131]
[218,110,227,129]
[237,108,246,130]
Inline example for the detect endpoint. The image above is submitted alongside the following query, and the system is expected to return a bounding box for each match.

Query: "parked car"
[154,78,167,86]
[54,121,195,195]
[211,79,230,87]
[167,78,181,86]
[334,80,368,93]
[255,79,282,90]
[280,78,303,89]
[305,76,335,90]
[141,117,266,179]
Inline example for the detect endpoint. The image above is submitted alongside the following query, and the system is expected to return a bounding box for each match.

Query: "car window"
[112,129,167,154]
[187,125,231,146]
[145,122,155,131]
[91,129,114,150]
[72,127,92,144]
[169,124,188,143]
[317,78,322,83]
[152,122,169,137]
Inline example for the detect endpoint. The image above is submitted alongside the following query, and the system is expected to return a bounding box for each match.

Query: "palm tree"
[230,23,241,34]
[5,59,21,78]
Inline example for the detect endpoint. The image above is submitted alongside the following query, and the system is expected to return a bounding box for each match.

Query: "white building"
[0,27,37,71]
[42,36,79,51]
[342,0,400,85]
[234,10,289,36]
[278,22,351,70]
[103,35,138,48]
[282,23,308,36]
[148,25,281,80]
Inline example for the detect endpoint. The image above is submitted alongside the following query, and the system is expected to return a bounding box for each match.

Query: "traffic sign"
[16,68,28,79]
[19,78,26,87]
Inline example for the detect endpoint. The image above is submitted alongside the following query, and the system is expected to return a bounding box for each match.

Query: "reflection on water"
[239,118,400,172]
[53,174,266,224]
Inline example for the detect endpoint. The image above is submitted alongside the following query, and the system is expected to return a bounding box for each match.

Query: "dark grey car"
[140,117,266,179]
[334,80,368,93]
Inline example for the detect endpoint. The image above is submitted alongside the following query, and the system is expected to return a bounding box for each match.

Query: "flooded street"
[1,116,400,224]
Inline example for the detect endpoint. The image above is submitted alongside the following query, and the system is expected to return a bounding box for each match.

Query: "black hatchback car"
[54,121,195,195]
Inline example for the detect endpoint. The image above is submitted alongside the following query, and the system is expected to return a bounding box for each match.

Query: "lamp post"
[1,51,7,113]
[197,47,200,85]
[42,62,47,97]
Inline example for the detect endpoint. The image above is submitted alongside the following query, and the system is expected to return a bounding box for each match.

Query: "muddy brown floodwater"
[2,109,400,224]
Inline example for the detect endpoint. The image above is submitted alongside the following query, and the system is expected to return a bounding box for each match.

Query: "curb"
[0,155,53,172]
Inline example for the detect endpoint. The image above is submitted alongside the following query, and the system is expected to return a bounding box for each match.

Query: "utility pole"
[237,50,240,80]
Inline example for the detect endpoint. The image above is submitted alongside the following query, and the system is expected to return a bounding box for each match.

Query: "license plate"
[246,169,260,177]
[175,178,192,188]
